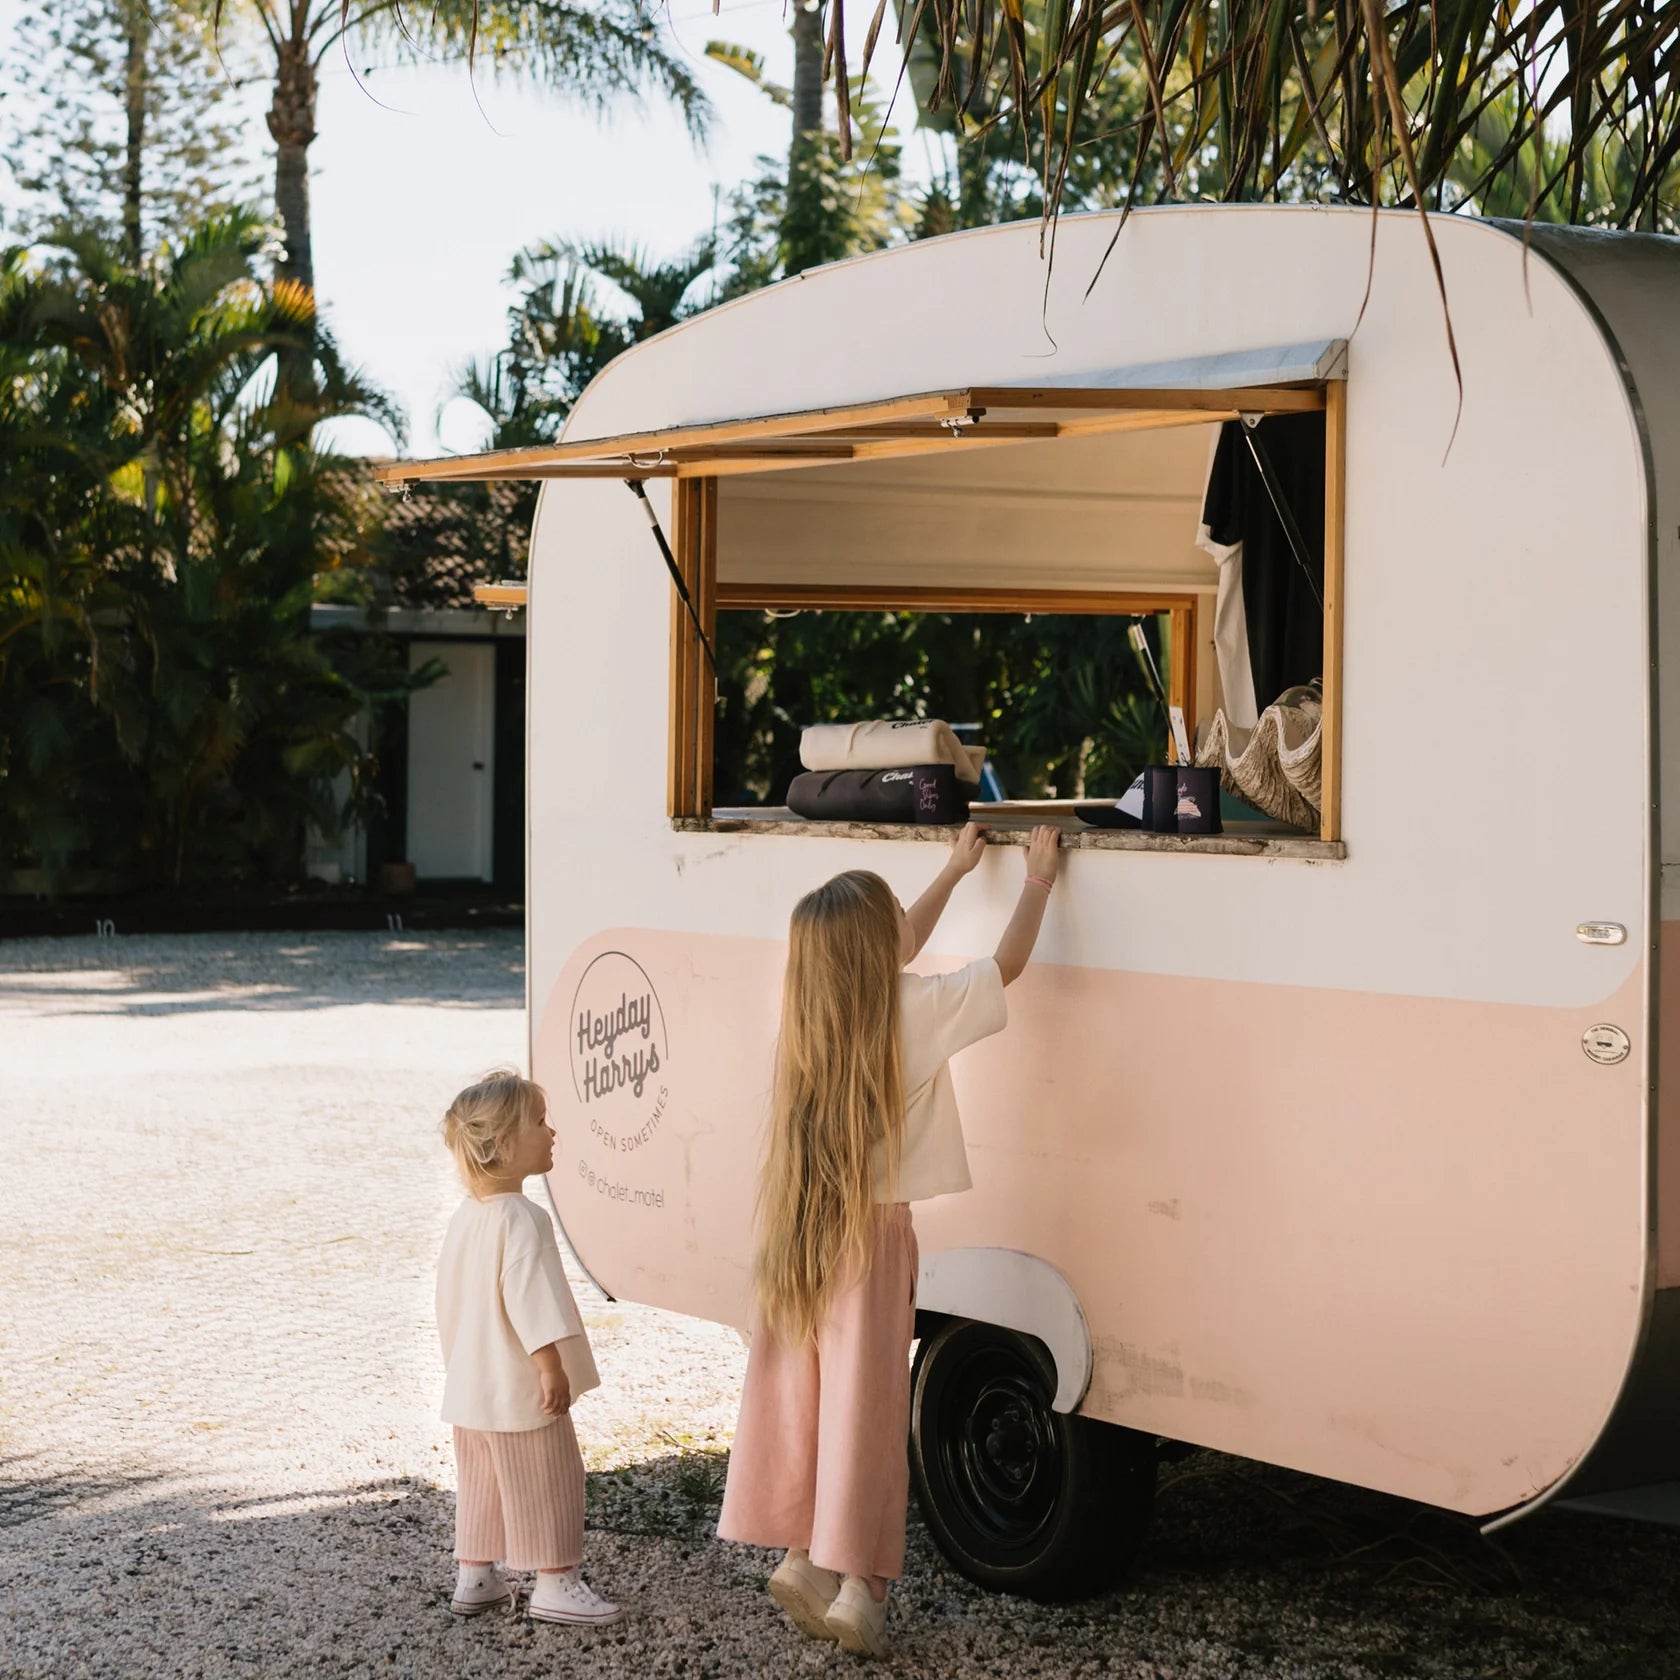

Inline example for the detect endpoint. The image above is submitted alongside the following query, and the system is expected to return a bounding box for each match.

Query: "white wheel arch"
[916,1248,1093,1415]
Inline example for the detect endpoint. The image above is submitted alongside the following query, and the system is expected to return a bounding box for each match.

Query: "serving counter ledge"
[676,808,1345,861]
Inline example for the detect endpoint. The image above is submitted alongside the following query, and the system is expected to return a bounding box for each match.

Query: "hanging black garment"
[1201,412,1326,713]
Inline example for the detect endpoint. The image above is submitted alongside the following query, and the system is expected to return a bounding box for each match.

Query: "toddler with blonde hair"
[436,1068,620,1625]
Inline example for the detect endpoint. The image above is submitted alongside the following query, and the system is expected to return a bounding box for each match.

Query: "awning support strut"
[627,478,717,673]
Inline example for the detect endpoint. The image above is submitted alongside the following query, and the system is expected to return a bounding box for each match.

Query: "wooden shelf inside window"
[674,809,1344,862]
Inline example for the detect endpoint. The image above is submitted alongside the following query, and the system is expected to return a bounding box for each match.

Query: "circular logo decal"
[569,950,671,1156]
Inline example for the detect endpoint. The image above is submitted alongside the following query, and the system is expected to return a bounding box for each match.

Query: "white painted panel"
[407,640,495,880]
[531,208,1650,1013]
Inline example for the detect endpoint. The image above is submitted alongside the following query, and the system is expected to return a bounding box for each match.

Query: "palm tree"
[551,234,720,337]
[413,231,715,611]
[0,275,146,886]
[447,231,716,449]
[209,0,709,305]
[706,44,914,281]
[899,0,1170,230]
[2,214,411,889]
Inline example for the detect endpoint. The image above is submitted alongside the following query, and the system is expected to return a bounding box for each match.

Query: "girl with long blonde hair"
[718,822,1063,1657]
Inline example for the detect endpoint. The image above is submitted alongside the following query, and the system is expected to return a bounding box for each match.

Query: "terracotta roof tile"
[382,479,536,609]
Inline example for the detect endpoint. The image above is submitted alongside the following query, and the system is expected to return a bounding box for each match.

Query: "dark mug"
[1173,766,1222,835]
[1143,766,1180,834]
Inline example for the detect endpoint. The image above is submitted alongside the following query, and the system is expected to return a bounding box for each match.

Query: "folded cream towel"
[800,719,986,784]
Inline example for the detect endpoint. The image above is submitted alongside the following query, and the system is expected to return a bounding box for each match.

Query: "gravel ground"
[3,930,1680,1680]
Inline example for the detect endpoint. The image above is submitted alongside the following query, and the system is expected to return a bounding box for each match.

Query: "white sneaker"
[825,1576,890,1658]
[450,1563,513,1615]
[768,1548,841,1640]
[526,1568,625,1626]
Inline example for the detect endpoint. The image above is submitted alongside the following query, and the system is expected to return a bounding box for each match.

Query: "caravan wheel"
[909,1320,1156,1601]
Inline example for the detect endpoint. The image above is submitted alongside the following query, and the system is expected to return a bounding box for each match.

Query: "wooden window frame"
[669,553,1201,819]
[667,479,718,821]
[1319,382,1346,845]
[669,385,1346,844]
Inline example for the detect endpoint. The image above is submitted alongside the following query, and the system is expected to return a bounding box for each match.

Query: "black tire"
[909,1318,1156,1601]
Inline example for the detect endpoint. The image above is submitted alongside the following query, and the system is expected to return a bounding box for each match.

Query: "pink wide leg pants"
[718,1204,918,1581]
[453,1415,586,1571]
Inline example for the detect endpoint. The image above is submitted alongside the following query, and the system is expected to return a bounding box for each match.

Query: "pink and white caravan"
[381,206,1680,1597]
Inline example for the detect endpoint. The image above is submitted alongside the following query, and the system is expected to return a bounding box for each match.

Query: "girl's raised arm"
[994,825,1061,986]
[902,822,987,963]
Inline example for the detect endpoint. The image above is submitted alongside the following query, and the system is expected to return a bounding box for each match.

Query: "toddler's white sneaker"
[825,1576,890,1658]
[526,1568,625,1626]
[768,1548,840,1640]
[450,1563,513,1615]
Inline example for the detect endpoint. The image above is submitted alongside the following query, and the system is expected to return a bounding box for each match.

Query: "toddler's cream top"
[878,956,1008,1203]
[436,1192,600,1432]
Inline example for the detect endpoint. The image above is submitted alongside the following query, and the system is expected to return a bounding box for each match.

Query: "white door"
[406,641,495,880]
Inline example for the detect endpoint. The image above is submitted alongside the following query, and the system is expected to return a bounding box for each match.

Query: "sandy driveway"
[3,930,1679,1680]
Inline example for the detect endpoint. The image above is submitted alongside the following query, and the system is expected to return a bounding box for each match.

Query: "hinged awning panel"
[374,339,1344,487]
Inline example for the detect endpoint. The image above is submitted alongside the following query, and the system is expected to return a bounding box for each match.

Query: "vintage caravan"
[382,206,1680,1596]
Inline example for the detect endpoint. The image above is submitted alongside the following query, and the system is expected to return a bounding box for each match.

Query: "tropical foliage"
[707,45,918,283]
[7,0,257,260]
[0,215,416,892]
[12,0,1674,896]
[407,227,724,590]
[714,611,1173,804]
[889,0,1680,234]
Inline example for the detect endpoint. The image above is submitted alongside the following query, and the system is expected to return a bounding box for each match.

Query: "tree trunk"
[791,0,824,157]
[267,31,318,298]
[122,0,147,264]
[267,25,318,403]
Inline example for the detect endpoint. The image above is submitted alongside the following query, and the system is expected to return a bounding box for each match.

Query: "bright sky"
[0,0,931,459]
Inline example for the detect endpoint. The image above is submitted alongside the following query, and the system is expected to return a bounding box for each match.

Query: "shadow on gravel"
[0,932,524,1017]
[1133,1451,1680,1679]
[594,1441,1680,1680]
[0,1457,170,1530]
[5,1448,1680,1679]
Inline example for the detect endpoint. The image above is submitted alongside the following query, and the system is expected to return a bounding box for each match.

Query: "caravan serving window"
[368,345,1344,854]
[665,382,1345,856]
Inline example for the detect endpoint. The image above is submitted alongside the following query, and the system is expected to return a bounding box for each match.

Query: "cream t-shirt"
[877,957,1009,1203]
[436,1192,600,1433]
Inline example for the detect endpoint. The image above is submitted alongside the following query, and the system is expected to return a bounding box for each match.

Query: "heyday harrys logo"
[570,951,668,1108]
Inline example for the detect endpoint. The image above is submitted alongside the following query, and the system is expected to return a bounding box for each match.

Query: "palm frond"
[896,0,1680,232]
[704,40,793,107]
[371,0,713,141]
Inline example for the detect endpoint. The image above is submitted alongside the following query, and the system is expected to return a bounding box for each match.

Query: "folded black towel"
[786,764,971,826]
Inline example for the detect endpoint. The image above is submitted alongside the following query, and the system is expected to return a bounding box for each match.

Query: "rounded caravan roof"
[556,205,1658,470]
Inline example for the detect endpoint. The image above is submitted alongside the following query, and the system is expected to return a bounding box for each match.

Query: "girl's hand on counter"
[948,822,987,876]
[1025,825,1062,887]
